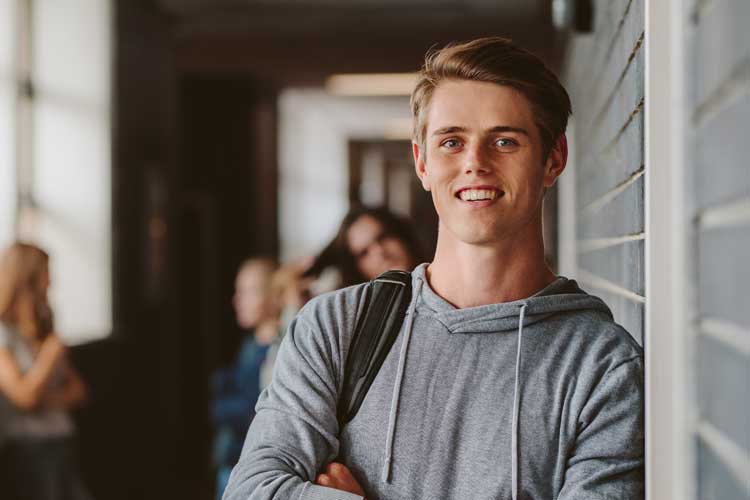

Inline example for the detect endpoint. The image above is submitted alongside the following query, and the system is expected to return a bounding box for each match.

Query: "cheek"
[423,157,455,190]
[430,190,451,220]
[506,162,545,194]
[435,180,457,208]
[425,168,452,199]
[237,294,257,312]
[356,257,377,278]
[384,240,409,260]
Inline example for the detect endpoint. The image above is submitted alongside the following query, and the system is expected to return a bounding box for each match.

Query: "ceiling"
[159,0,542,19]
[156,0,564,87]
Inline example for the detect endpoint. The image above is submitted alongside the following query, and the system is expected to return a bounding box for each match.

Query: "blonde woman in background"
[259,261,314,390]
[0,242,90,500]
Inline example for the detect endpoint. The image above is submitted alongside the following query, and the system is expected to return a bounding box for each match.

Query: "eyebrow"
[431,125,530,136]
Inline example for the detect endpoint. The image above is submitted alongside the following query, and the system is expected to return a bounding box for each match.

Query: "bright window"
[0,0,16,246]
[8,0,113,344]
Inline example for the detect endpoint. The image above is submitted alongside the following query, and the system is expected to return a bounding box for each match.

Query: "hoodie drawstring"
[511,303,527,500]
[382,278,423,483]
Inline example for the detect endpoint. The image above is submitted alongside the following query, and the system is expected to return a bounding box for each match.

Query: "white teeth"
[459,189,499,201]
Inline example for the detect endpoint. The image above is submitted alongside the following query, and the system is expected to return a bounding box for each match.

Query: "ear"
[411,142,430,191]
[542,133,568,188]
[412,142,431,191]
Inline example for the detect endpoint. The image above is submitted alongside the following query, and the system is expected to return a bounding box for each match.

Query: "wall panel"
[689,0,750,497]
[695,93,750,211]
[564,0,646,344]
[567,0,750,496]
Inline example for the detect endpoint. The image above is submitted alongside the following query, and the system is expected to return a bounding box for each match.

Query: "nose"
[463,142,490,175]
[369,240,386,259]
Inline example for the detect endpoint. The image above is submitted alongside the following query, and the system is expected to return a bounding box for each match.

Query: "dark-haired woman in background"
[0,242,90,500]
[305,206,426,288]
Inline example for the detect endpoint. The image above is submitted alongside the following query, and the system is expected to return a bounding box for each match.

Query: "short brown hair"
[411,37,571,158]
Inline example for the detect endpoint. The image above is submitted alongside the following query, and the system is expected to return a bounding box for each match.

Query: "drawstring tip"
[381,462,391,483]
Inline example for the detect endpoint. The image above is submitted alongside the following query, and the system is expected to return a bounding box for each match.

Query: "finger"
[326,463,365,495]
[341,466,357,483]
[316,474,331,486]
[326,463,350,487]
[327,462,351,476]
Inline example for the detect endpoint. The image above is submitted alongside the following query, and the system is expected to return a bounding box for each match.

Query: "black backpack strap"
[338,270,412,426]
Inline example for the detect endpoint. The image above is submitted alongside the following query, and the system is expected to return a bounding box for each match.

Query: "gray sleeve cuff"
[300,483,365,500]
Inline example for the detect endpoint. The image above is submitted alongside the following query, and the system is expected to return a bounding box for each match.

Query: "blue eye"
[495,138,519,148]
[441,138,461,149]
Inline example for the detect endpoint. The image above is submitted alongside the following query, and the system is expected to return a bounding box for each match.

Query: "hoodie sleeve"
[558,356,645,500]
[221,309,364,500]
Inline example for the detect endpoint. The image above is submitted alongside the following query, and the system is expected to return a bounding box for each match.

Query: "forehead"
[426,79,536,135]
[237,264,271,287]
[347,215,383,251]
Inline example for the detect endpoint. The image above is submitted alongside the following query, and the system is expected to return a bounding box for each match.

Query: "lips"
[455,186,505,202]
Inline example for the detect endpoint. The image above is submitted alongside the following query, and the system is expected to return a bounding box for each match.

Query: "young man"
[223,37,644,500]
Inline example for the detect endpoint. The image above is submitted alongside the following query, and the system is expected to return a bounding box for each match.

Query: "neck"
[254,319,279,346]
[427,220,555,308]
[10,301,37,340]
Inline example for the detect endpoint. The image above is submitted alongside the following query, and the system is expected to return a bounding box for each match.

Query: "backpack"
[337,270,412,426]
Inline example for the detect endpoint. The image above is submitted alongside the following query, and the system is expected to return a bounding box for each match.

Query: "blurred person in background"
[211,257,279,500]
[0,242,90,500]
[259,261,314,391]
[304,206,426,289]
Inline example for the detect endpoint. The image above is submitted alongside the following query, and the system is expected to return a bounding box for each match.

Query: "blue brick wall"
[564,0,645,344]
[565,0,750,496]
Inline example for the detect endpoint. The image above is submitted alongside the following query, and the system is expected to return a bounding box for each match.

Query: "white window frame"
[15,0,33,220]
[644,0,694,499]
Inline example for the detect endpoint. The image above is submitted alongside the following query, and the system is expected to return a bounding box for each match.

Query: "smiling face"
[413,79,566,247]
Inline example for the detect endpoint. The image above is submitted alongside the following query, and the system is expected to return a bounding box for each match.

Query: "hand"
[315,462,366,498]
[39,389,61,410]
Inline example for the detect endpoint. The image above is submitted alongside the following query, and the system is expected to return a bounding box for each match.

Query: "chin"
[387,260,411,272]
[237,317,257,330]
[447,222,501,245]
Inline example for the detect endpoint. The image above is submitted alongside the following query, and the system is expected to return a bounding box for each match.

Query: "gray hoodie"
[224,264,644,500]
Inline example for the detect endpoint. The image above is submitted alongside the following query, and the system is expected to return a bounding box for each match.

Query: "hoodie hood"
[411,263,613,334]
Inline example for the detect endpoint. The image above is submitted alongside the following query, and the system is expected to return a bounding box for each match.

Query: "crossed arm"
[315,355,645,500]
[223,304,644,500]
[0,334,86,412]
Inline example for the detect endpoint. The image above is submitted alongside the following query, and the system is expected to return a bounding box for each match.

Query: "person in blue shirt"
[211,257,279,500]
